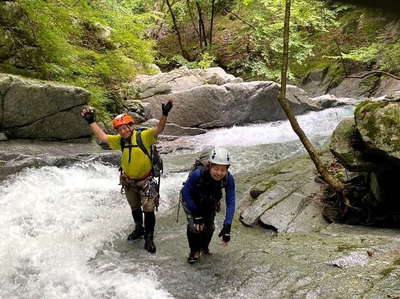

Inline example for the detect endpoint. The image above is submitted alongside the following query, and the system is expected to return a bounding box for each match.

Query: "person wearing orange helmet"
[80,100,173,254]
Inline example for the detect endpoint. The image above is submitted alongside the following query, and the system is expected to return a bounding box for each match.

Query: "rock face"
[302,67,400,99]
[0,73,92,140]
[329,99,400,223]
[331,100,400,164]
[355,101,400,160]
[330,118,375,171]
[133,66,243,99]
[239,155,328,233]
[129,67,341,131]
[141,80,319,129]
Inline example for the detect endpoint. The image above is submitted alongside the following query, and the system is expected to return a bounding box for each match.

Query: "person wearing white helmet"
[181,147,236,264]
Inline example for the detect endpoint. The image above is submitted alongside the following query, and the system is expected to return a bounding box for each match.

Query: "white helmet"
[209,147,230,166]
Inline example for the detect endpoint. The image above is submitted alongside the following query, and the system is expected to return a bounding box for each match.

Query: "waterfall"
[0,163,172,299]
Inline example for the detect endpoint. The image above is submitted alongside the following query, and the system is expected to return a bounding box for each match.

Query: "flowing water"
[0,106,354,299]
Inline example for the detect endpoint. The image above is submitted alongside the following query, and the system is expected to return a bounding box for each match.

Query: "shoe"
[187,251,200,264]
[144,233,156,254]
[127,226,144,241]
[201,248,210,255]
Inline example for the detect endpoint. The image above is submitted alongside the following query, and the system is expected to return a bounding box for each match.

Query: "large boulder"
[330,118,375,172]
[141,81,319,129]
[0,73,91,140]
[355,100,400,161]
[239,155,328,233]
[133,66,243,99]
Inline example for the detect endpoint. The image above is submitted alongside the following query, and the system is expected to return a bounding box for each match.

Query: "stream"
[7,106,399,299]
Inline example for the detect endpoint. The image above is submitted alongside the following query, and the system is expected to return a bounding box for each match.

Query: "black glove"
[161,101,173,116]
[81,106,96,124]
[193,216,204,226]
[218,224,231,243]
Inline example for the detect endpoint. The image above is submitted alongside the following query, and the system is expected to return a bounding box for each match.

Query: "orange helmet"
[112,113,134,129]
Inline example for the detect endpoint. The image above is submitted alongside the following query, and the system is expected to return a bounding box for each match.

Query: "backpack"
[185,148,227,188]
[120,128,163,178]
[176,148,227,222]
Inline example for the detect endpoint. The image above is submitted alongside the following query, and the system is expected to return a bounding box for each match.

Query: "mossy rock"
[330,118,375,171]
[355,100,400,160]
[249,180,277,198]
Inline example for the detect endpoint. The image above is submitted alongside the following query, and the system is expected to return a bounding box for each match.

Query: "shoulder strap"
[119,132,150,164]
[135,131,152,161]
[120,136,137,163]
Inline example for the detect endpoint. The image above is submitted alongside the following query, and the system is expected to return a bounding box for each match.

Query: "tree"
[278,0,349,207]
[165,0,188,58]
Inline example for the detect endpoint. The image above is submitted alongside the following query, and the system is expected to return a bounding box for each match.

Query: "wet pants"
[182,201,215,253]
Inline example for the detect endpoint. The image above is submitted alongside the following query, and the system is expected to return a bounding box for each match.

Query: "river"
[0,106,354,298]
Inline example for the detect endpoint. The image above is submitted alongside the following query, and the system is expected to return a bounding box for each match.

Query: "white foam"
[0,163,172,299]
[185,106,354,150]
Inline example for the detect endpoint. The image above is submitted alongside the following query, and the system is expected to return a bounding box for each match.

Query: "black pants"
[182,201,215,253]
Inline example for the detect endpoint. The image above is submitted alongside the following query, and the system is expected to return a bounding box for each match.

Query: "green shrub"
[0,0,156,119]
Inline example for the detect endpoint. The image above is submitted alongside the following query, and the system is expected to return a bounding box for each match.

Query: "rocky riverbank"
[109,150,400,298]
[1,137,400,298]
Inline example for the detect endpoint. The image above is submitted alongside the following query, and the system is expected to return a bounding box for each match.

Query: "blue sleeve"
[181,168,201,215]
[224,172,236,225]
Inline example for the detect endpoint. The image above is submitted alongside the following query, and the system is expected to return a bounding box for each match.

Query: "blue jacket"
[182,167,235,225]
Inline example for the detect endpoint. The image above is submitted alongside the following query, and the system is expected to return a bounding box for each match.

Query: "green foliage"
[156,52,215,70]
[229,0,339,82]
[198,52,216,69]
[344,42,400,71]
[0,0,156,118]
[170,55,199,68]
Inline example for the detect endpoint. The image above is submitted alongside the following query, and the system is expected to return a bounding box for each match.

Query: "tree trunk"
[147,0,166,39]
[209,0,216,46]
[196,1,208,47]
[165,0,187,58]
[278,0,346,197]
[186,0,202,49]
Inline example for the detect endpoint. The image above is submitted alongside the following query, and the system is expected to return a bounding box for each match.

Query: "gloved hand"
[193,216,204,231]
[218,224,231,243]
[193,216,204,225]
[161,100,173,116]
[80,106,96,124]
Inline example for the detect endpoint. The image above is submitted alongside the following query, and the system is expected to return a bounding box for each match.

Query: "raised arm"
[154,100,173,136]
[80,106,109,144]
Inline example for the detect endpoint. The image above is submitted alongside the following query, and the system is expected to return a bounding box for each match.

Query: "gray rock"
[142,81,319,129]
[260,191,306,232]
[329,118,375,171]
[240,184,294,226]
[300,68,331,97]
[240,155,328,232]
[7,106,91,140]
[0,73,91,140]
[310,94,358,109]
[355,100,400,160]
[0,132,7,141]
[327,251,369,268]
[141,119,207,136]
[133,66,243,99]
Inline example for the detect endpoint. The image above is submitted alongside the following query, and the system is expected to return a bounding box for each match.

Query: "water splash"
[0,163,172,299]
[181,106,354,150]
[0,105,354,298]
